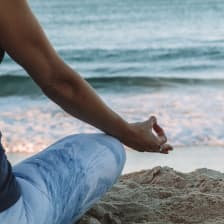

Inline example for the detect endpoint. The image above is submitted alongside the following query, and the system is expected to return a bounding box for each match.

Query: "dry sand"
[78,166,224,224]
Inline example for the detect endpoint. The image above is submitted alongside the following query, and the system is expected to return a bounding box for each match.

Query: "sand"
[78,166,224,224]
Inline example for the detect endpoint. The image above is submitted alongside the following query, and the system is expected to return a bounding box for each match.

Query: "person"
[0,0,173,223]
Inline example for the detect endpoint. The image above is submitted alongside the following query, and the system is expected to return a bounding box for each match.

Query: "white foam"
[1,86,224,153]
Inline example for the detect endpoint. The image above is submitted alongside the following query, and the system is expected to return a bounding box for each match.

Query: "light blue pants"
[0,133,126,224]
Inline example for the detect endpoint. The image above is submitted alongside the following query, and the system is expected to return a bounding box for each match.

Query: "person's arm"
[0,0,172,153]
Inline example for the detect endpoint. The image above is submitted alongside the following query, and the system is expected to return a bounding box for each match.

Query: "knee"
[101,134,126,172]
[51,133,126,182]
[82,133,125,166]
[71,133,126,175]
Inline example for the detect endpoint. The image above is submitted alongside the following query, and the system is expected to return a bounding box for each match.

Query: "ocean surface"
[1,0,224,154]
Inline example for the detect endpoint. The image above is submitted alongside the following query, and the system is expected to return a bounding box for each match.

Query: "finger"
[148,116,157,128]
[144,135,160,153]
[153,123,167,145]
[159,144,173,154]
[146,132,165,152]
[166,144,173,151]
[161,150,169,154]
[153,122,165,137]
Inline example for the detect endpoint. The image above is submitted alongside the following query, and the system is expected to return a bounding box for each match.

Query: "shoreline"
[124,145,224,173]
[8,145,224,174]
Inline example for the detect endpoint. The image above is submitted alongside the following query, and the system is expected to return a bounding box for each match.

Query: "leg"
[10,133,126,224]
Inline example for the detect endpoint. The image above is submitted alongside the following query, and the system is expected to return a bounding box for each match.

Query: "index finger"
[153,122,167,145]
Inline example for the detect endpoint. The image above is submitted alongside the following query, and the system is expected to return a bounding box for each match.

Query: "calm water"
[1,0,224,153]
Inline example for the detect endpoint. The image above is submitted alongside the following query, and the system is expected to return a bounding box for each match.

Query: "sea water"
[0,0,224,171]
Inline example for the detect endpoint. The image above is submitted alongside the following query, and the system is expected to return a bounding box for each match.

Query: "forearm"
[41,61,133,143]
[0,0,171,153]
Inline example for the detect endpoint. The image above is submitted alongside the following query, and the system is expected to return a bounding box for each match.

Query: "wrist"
[114,120,138,147]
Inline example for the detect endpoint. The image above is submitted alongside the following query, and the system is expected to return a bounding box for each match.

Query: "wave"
[0,75,224,97]
[3,47,224,65]
[1,46,224,81]
[58,46,224,63]
[0,75,42,97]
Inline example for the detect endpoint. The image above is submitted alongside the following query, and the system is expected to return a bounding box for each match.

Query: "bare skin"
[0,0,172,154]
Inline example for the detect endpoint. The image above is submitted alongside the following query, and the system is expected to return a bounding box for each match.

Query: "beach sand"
[78,166,224,224]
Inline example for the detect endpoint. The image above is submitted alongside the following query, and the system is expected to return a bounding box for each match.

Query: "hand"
[123,116,173,154]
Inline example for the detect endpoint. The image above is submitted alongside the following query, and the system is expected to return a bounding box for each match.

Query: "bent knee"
[51,133,126,178]
[63,133,126,177]
[76,133,126,169]
[99,134,126,171]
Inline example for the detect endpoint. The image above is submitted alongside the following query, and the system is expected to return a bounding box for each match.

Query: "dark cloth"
[0,132,21,212]
[0,48,4,64]
[0,48,21,212]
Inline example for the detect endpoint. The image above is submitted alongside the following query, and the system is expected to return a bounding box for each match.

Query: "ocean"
[1,0,224,171]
